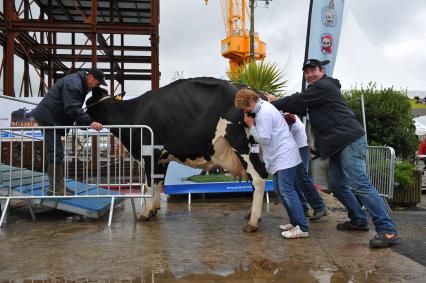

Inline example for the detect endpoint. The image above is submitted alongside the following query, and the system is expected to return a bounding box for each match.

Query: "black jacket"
[271,75,365,159]
[31,71,94,126]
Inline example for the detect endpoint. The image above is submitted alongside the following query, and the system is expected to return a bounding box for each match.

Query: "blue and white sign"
[164,162,273,195]
[1,130,43,139]
[307,0,345,76]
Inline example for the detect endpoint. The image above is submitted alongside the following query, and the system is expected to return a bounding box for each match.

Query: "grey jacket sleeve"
[62,82,94,125]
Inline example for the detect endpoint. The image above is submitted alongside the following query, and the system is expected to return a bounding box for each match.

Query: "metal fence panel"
[366,146,396,199]
[0,125,159,227]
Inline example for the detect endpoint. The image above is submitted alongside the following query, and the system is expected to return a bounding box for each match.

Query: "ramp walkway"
[0,164,123,219]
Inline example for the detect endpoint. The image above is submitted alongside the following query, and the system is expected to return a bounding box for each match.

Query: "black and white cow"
[86,77,268,232]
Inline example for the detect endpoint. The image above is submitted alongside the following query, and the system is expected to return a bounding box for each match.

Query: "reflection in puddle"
[1,198,410,283]
[4,261,379,283]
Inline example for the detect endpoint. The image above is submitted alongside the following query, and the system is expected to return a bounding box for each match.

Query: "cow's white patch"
[210,118,246,177]
[213,117,231,144]
[158,117,247,178]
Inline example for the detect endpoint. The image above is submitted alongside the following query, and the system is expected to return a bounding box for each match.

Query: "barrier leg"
[188,193,191,205]
[26,200,36,221]
[131,198,137,220]
[108,196,115,227]
[0,198,10,227]
[382,195,392,214]
[266,191,269,204]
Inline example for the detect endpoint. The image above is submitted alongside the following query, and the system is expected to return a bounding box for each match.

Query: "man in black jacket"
[266,59,399,248]
[32,68,104,196]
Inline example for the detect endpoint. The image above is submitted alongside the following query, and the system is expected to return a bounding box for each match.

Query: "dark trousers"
[37,123,64,165]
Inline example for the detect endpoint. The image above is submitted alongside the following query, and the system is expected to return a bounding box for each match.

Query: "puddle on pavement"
[1,259,377,282]
[1,197,410,282]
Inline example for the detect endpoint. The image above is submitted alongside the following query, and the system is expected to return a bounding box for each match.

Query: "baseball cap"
[302,59,330,70]
[87,68,107,86]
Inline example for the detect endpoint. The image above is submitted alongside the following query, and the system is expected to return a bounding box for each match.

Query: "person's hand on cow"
[266,93,278,102]
[90,121,103,131]
[244,113,255,128]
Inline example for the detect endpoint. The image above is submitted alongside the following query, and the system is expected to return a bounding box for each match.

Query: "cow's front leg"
[243,176,265,232]
[241,155,266,232]
[137,181,162,221]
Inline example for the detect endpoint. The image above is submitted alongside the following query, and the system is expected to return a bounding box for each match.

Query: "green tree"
[344,83,417,160]
[227,61,287,96]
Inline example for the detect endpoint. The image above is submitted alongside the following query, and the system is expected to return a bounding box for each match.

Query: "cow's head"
[86,86,109,107]
[87,87,126,108]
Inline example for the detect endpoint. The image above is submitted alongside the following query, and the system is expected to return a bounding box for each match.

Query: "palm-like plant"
[227,61,287,97]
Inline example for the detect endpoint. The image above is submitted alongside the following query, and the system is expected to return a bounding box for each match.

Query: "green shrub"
[344,83,418,160]
[394,161,415,189]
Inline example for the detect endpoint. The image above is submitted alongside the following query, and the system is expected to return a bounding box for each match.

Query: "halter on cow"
[86,77,268,232]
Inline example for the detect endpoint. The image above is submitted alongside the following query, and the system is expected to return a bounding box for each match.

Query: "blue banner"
[307,0,345,76]
[165,180,274,195]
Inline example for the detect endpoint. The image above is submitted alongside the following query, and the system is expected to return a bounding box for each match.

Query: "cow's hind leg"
[152,180,163,213]
[137,153,167,221]
[137,181,163,221]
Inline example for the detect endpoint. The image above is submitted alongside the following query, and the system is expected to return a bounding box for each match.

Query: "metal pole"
[4,0,16,97]
[249,0,255,61]
[302,0,314,92]
[361,94,367,141]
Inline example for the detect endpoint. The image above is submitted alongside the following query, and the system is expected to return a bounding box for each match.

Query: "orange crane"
[205,0,267,75]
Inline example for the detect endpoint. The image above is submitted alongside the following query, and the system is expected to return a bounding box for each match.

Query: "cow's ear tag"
[114,95,123,100]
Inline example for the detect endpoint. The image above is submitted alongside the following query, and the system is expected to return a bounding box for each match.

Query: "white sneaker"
[279,224,295,231]
[281,225,309,239]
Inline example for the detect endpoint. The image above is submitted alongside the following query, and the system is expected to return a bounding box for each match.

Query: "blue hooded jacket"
[32,70,94,126]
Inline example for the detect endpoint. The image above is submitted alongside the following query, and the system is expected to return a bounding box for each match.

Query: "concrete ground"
[0,192,425,282]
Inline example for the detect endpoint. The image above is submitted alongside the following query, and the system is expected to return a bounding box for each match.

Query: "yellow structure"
[205,0,266,75]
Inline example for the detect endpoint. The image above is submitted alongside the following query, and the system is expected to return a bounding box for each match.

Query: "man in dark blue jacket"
[266,59,399,248]
[32,68,105,196]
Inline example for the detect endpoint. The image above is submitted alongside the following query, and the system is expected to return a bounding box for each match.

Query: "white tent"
[334,8,426,91]
[413,117,426,136]
[281,7,426,92]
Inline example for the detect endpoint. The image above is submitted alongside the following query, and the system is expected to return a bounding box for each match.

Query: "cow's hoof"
[137,215,150,222]
[153,207,161,215]
[242,223,258,233]
[244,213,262,222]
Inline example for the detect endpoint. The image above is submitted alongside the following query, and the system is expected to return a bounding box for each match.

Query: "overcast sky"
[158,0,426,92]
[1,0,425,96]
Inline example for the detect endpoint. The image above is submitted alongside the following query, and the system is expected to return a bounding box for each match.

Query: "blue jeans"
[328,135,397,234]
[295,146,326,212]
[273,165,309,232]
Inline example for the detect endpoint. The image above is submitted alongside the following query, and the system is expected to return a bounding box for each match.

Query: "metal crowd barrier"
[366,146,396,206]
[0,125,161,227]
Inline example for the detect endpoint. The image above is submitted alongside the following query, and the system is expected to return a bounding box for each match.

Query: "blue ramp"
[0,164,123,218]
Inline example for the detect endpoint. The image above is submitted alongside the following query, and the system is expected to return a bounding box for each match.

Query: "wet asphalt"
[0,192,425,282]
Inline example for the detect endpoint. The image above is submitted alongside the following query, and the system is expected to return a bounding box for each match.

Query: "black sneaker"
[336,221,369,231]
[369,233,400,248]
[309,209,328,222]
